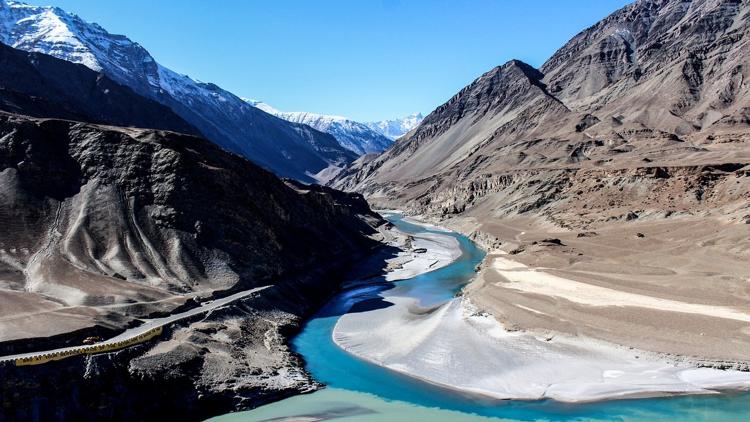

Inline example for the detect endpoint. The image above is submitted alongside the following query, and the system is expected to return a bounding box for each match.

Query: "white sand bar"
[333,228,750,403]
[491,256,750,323]
[381,229,460,282]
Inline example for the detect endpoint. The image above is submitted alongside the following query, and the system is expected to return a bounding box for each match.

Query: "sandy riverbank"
[374,211,461,282]
[332,217,750,402]
[455,214,750,364]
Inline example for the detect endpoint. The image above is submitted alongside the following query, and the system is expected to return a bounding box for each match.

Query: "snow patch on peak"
[0,2,102,70]
[366,113,424,140]
[245,100,394,156]
[244,99,282,116]
[0,0,170,91]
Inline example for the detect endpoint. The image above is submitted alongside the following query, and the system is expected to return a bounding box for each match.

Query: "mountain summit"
[365,113,424,140]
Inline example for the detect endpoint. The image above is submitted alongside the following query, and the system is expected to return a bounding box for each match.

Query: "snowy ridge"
[246,100,393,155]
[0,2,102,70]
[0,0,355,183]
[0,1,157,85]
[0,0,232,107]
[366,113,424,140]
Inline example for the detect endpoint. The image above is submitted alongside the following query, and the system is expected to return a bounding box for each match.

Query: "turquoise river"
[211,214,750,421]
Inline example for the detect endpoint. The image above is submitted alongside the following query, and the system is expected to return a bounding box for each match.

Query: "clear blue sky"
[26,0,631,121]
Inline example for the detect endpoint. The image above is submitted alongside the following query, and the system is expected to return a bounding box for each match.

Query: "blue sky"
[26,0,631,121]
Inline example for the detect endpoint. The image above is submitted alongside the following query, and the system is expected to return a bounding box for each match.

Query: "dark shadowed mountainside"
[0,42,199,135]
[0,112,383,344]
[0,111,388,421]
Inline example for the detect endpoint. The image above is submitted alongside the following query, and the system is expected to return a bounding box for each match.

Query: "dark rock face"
[0,112,387,421]
[0,42,199,136]
[0,112,383,342]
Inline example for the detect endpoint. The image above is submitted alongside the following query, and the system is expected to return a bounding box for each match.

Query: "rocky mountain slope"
[247,100,394,156]
[335,0,750,223]
[365,112,424,140]
[0,111,386,421]
[332,0,750,362]
[0,17,387,417]
[0,0,357,183]
[0,41,198,134]
[0,110,384,345]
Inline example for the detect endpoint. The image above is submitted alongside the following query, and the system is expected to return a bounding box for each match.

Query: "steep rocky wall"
[361,163,750,231]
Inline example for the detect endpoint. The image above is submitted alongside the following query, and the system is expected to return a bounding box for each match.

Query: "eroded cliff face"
[0,112,384,345]
[0,111,388,421]
[332,0,750,230]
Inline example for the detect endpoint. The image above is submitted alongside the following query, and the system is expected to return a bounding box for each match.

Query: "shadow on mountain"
[312,242,403,318]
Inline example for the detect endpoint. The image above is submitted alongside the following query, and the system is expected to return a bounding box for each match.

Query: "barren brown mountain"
[332,0,750,364]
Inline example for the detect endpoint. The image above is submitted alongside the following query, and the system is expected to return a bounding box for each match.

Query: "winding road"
[0,285,270,365]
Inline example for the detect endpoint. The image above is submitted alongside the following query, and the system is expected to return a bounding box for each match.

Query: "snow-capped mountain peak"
[0,0,357,183]
[365,113,424,140]
[0,0,242,122]
[0,0,173,94]
[245,100,394,156]
[1,1,103,70]
[243,99,283,116]
[246,100,349,123]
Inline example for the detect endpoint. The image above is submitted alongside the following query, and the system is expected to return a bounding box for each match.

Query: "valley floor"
[332,214,750,402]
[450,215,750,366]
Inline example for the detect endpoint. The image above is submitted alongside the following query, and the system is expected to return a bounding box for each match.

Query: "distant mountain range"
[365,113,424,140]
[0,0,356,183]
[246,100,394,156]
[246,100,423,153]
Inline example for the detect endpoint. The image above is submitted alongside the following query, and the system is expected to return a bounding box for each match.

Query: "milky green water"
[210,214,750,421]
